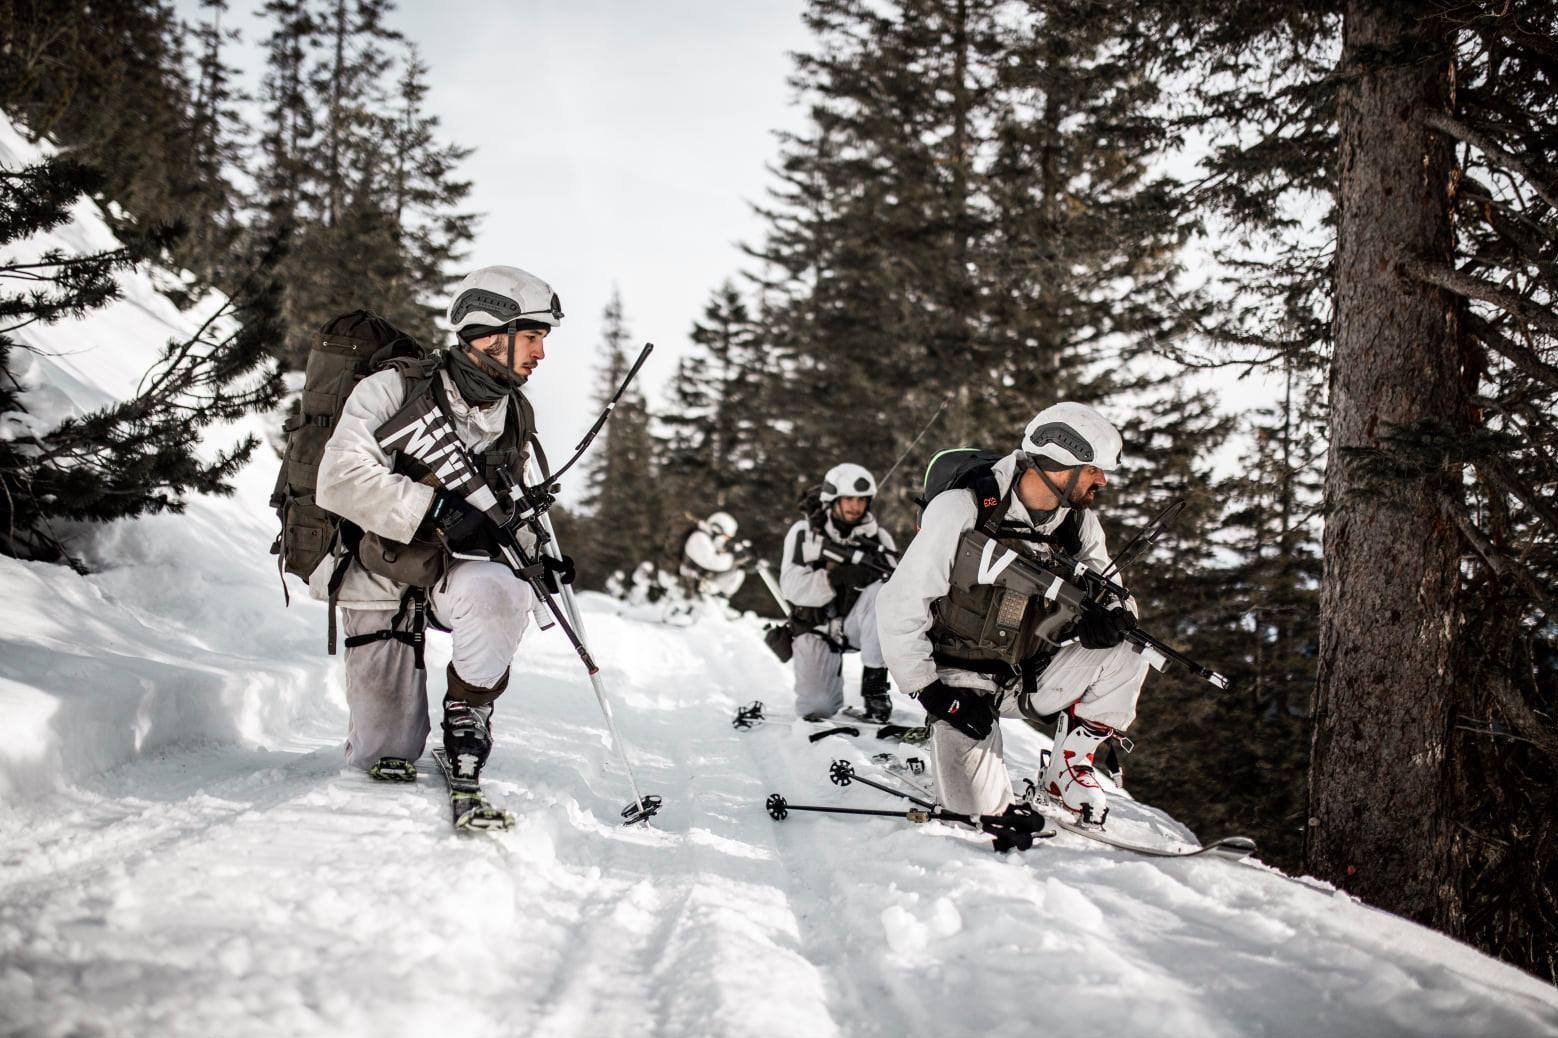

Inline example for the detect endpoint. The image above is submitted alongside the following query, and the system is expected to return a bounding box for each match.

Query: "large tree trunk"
[1308,1,1465,924]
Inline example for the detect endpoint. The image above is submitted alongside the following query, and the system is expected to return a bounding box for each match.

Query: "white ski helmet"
[820,462,877,503]
[446,265,564,339]
[1021,402,1123,471]
[705,511,738,538]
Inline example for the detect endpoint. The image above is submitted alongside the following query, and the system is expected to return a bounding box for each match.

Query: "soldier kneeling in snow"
[876,403,1145,826]
[313,265,572,784]
[778,464,897,722]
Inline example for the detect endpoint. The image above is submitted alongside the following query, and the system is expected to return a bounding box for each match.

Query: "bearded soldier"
[312,265,572,791]
[779,463,897,721]
[876,403,1144,825]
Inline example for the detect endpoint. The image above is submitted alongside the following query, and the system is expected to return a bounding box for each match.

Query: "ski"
[431,748,515,832]
[368,756,418,783]
[1021,781,1254,859]
[1047,814,1256,860]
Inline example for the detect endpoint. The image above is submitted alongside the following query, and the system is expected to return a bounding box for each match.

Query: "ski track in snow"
[4,603,1558,1038]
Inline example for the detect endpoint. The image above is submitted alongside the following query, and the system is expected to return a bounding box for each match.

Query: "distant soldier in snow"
[312,265,573,785]
[876,403,1145,826]
[779,463,897,721]
[680,511,748,601]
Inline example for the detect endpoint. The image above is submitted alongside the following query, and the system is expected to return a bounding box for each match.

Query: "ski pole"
[546,342,654,484]
[878,395,951,488]
[527,462,661,825]
[764,793,1050,852]
[827,759,935,809]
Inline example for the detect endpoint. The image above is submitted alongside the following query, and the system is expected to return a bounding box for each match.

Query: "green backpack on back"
[269,310,426,591]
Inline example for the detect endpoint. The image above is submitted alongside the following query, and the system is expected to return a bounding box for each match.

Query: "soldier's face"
[472,328,548,379]
[833,495,869,523]
[1069,465,1107,508]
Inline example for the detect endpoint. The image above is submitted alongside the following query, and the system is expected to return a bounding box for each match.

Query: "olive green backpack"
[269,311,426,596]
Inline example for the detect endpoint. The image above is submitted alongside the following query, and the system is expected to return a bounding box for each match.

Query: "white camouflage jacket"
[310,367,522,610]
[875,450,1120,694]
[779,511,897,611]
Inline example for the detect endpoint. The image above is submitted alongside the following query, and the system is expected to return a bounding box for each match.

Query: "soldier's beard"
[1068,485,1099,510]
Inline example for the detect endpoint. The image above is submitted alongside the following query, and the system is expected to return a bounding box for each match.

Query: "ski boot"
[1037,707,1115,826]
[861,666,893,723]
[442,699,494,783]
[369,757,418,782]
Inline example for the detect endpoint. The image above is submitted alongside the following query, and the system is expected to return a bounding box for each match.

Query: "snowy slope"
[3,117,1558,1037]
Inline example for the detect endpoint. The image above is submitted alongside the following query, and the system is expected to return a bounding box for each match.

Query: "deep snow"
[2,116,1556,1038]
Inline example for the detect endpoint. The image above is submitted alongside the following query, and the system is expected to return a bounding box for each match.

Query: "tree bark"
[1308,1,1466,925]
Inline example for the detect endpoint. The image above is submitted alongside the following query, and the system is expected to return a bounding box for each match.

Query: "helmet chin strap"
[466,325,524,386]
[1029,457,1082,508]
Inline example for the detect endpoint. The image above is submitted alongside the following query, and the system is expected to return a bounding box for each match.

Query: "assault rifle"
[816,538,898,579]
[374,343,663,824]
[958,528,1229,690]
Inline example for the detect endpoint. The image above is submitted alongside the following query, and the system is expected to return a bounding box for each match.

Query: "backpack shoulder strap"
[966,466,1008,534]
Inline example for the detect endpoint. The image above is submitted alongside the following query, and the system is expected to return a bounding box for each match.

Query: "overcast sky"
[201,0,812,464]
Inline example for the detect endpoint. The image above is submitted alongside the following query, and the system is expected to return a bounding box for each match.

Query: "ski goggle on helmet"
[447,265,563,378]
[819,462,877,503]
[1020,402,1123,471]
[705,512,738,539]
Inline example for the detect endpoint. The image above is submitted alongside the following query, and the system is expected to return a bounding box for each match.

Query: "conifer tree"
[375,46,476,345]
[577,291,661,590]
[1116,0,1557,980]
[0,156,284,564]
[181,0,249,287]
[0,1,222,275]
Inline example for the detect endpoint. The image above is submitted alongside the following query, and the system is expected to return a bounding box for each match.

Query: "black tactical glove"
[913,680,997,741]
[827,563,877,590]
[540,553,576,593]
[1076,601,1133,650]
[419,491,488,551]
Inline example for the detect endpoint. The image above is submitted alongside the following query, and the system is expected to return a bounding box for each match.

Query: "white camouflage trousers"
[929,638,1149,817]
[792,581,885,718]
[341,560,533,769]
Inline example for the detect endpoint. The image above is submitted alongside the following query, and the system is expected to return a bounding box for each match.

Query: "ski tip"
[1209,836,1257,858]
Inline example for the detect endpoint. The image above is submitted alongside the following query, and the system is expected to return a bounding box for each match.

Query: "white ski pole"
[527,461,659,824]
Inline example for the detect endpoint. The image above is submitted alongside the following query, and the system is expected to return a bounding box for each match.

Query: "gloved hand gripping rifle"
[816,538,898,579]
[375,342,664,824]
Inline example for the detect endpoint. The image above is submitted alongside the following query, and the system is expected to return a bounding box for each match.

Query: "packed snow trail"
[3,602,1557,1038]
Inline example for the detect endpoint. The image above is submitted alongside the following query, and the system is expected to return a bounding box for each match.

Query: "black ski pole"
[1098,497,1185,586]
[547,342,654,483]
[765,793,1050,852]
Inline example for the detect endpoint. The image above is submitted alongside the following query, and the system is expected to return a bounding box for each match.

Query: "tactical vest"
[353,357,540,590]
[787,511,883,627]
[928,489,1084,674]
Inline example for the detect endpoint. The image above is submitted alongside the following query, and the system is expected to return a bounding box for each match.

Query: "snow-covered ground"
[3,116,1557,1038]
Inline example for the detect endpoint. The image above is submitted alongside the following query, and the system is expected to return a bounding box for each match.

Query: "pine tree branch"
[1450,504,1558,617]
[1465,314,1558,392]
[1402,258,1558,337]
[1421,110,1558,213]
[1476,456,1558,538]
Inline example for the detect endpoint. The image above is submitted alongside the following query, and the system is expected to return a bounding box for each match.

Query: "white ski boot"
[1039,708,1115,826]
